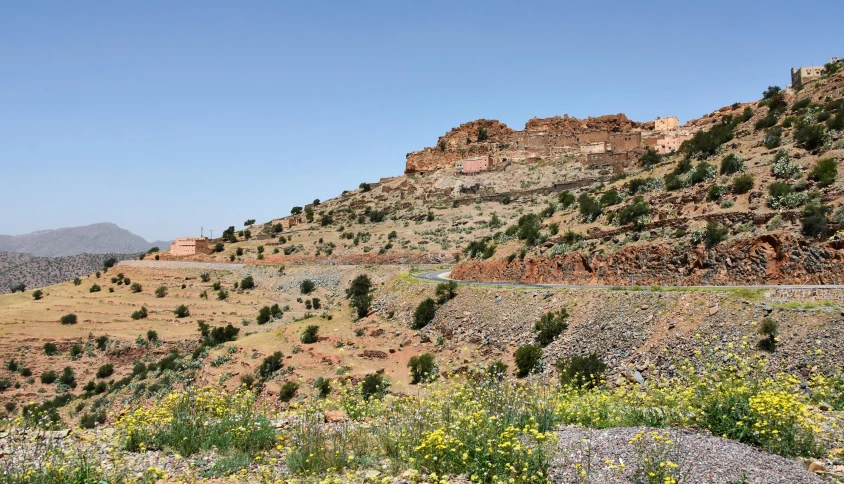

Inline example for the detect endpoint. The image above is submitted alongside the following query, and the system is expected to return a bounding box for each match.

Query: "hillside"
[2,70,844,482]
[0,251,143,294]
[0,222,169,257]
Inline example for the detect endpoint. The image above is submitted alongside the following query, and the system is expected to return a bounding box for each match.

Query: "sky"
[1,1,842,242]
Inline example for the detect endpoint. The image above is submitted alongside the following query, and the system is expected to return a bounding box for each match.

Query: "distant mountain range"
[0,222,170,257]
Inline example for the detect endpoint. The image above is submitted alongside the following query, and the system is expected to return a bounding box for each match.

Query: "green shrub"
[73,277,82,286]
[703,221,729,248]
[174,305,190,318]
[32,289,43,300]
[808,158,837,187]
[486,360,509,379]
[516,213,543,245]
[361,373,389,400]
[757,317,779,352]
[59,367,76,387]
[69,344,83,359]
[258,351,284,379]
[557,191,576,208]
[435,281,458,303]
[801,201,831,239]
[707,184,728,201]
[240,276,255,290]
[300,279,315,294]
[60,313,77,325]
[89,284,101,293]
[754,111,778,130]
[43,342,59,356]
[728,174,753,196]
[763,128,782,149]
[720,154,745,175]
[155,286,167,298]
[96,335,109,350]
[131,306,148,320]
[534,309,569,346]
[686,161,716,185]
[236,247,244,257]
[96,364,114,379]
[768,181,795,199]
[555,353,607,389]
[300,325,319,344]
[256,306,272,325]
[616,196,649,227]
[828,112,844,130]
[212,281,221,290]
[346,274,373,318]
[314,377,331,398]
[464,238,496,259]
[639,148,662,168]
[279,382,299,402]
[578,193,602,222]
[408,353,438,384]
[40,370,58,384]
[147,330,158,342]
[794,121,826,151]
[200,273,211,282]
[79,410,107,429]
[600,189,622,207]
[514,345,543,377]
[680,116,736,158]
[412,298,437,330]
[130,282,142,293]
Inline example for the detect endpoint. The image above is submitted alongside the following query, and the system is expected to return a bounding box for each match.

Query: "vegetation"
[279,382,299,402]
[240,276,255,290]
[758,317,778,352]
[89,284,101,293]
[408,353,438,384]
[679,115,736,159]
[435,280,458,303]
[616,196,649,227]
[534,309,569,346]
[96,364,114,378]
[258,351,284,379]
[801,201,831,239]
[131,306,148,320]
[578,193,602,222]
[174,305,190,318]
[703,221,729,248]
[720,154,745,175]
[639,148,662,168]
[300,325,319,344]
[808,158,837,187]
[555,353,607,389]
[599,189,622,207]
[732,173,754,194]
[794,120,826,151]
[300,279,315,294]
[514,344,543,377]
[361,373,389,401]
[412,298,437,329]
[60,313,77,325]
[155,286,167,298]
[32,289,43,300]
[346,274,373,318]
[464,237,496,259]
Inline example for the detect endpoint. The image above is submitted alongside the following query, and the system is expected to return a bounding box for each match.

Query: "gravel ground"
[118,260,245,270]
[550,426,825,484]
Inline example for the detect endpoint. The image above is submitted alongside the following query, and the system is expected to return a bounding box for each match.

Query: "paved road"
[413,270,844,290]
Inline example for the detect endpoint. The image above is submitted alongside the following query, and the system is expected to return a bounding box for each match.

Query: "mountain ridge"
[0,222,170,257]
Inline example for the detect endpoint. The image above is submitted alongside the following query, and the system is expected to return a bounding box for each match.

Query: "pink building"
[461,155,491,174]
[170,237,211,256]
[655,135,691,154]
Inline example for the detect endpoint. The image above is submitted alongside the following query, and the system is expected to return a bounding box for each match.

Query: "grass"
[775,299,841,311]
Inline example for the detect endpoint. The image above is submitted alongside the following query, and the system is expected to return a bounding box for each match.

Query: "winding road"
[412,270,844,290]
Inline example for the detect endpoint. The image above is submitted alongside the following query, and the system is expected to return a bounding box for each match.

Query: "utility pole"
[209,229,214,240]
[201,226,204,238]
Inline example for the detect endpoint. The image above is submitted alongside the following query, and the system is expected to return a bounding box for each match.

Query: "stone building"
[655,135,691,154]
[580,142,607,154]
[461,155,491,174]
[791,57,842,87]
[170,237,210,256]
[278,215,303,229]
[654,116,680,132]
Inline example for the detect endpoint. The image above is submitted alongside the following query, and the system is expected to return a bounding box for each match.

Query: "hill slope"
[0,222,170,257]
[0,251,142,293]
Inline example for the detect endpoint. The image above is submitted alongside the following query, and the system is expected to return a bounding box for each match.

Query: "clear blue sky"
[1,1,841,242]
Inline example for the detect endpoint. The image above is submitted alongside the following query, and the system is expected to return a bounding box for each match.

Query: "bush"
[174,305,190,318]
[96,364,114,379]
[764,128,782,149]
[616,196,649,227]
[346,274,373,318]
[313,377,331,398]
[300,325,319,344]
[486,360,509,380]
[131,306,148,320]
[515,213,543,245]
[802,201,831,239]
[200,273,211,282]
[794,121,826,151]
[762,86,781,100]
[768,181,795,199]
[408,353,438,384]
[707,184,728,201]
[558,191,576,208]
[130,282,142,293]
[435,281,458,303]
[32,289,43,300]
[754,111,778,131]
[412,298,437,330]
[41,370,58,384]
[59,367,76,387]
[361,373,389,400]
[733,174,754,194]
[600,189,622,207]
[514,345,543,377]
[155,286,167,298]
[808,158,837,187]
[236,247,244,257]
[95,335,109,350]
[758,317,779,352]
[534,309,569,346]
[703,221,729,248]
[578,193,602,222]
[69,344,82,358]
[240,276,255,290]
[200,322,240,346]
[464,238,496,259]
[79,410,106,429]
[147,330,158,342]
[680,116,736,158]
[256,306,272,325]
[555,353,607,389]
[720,154,745,175]
[300,279,315,294]
[639,148,662,168]
[89,284,101,293]
[43,342,59,356]
[279,382,299,402]
[60,313,77,325]
[258,351,284,379]
[686,161,716,185]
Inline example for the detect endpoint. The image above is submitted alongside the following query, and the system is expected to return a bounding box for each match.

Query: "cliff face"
[405,113,644,174]
[451,233,844,286]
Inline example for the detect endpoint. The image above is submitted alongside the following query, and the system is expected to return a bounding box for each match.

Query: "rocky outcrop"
[451,233,844,286]
[524,113,636,132]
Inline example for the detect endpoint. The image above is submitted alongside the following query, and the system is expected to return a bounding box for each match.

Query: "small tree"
[41,370,57,384]
[802,201,831,239]
[256,306,272,325]
[240,276,255,290]
[32,290,43,300]
[534,309,569,346]
[435,280,458,303]
[408,353,438,384]
[514,344,543,377]
[60,313,78,325]
[59,367,76,387]
[412,298,437,330]
[279,382,299,402]
[808,158,838,187]
[703,221,729,248]
[732,173,754,194]
[555,353,607,389]
[361,373,389,400]
[89,284,101,293]
[131,306,148,320]
[73,278,82,286]
[214,242,224,253]
[639,149,662,169]
[719,154,745,175]
[96,364,114,379]
[146,330,159,342]
[346,274,373,318]
[130,282,142,293]
[757,317,778,352]
[291,206,303,215]
[314,377,331,398]
[43,342,59,356]
[258,351,284,379]
[155,286,167,298]
[300,279,315,294]
[578,193,602,222]
[300,325,319,344]
[174,305,190,318]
